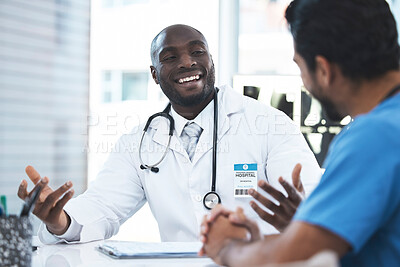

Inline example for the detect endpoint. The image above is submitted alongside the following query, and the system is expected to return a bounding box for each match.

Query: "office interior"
[1,0,400,242]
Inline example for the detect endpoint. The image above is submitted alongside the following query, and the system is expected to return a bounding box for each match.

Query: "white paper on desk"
[96,241,203,259]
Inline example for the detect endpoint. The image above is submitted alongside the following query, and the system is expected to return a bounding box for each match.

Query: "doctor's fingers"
[25,165,43,184]
[18,177,49,200]
[17,180,29,200]
[207,204,233,222]
[24,166,55,201]
[279,177,303,207]
[34,181,73,218]
[42,189,74,222]
[249,201,289,233]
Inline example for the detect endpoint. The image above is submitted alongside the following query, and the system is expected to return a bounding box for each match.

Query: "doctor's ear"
[150,66,159,84]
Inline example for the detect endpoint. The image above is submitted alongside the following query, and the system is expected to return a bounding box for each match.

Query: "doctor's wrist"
[47,211,71,236]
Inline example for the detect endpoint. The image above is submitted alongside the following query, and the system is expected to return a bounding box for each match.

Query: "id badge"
[234,163,257,197]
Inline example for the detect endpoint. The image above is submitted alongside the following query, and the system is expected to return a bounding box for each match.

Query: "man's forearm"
[264,234,280,241]
[219,221,350,266]
[220,238,279,267]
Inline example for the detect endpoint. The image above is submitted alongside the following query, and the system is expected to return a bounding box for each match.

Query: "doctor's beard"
[158,64,216,107]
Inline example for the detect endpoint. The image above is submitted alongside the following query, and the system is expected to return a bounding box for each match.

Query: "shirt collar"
[170,98,215,137]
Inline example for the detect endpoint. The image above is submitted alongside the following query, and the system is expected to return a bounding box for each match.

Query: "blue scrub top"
[294,93,400,266]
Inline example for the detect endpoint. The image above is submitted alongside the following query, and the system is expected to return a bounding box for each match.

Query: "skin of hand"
[199,205,262,258]
[199,213,248,264]
[198,205,235,257]
[17,165,74,235]
[249,163,304,232]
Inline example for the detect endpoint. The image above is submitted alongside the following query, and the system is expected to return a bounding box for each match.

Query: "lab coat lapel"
[151,116,186,156]
[192,86,243,164]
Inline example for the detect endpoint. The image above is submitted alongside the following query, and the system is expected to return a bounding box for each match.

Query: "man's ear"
[150,66,159,84]
[315,56,334,87]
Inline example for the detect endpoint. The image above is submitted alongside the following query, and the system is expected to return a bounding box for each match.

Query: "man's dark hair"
[285,0,400,80]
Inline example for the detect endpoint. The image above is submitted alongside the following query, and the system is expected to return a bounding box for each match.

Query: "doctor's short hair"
[150,24,206,65]
[285,0,400,81]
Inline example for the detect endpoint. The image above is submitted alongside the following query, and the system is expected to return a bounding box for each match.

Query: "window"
[122,72,148,101]
[239,0,296,75]
[102,0,149,8]
[102,71,148,103]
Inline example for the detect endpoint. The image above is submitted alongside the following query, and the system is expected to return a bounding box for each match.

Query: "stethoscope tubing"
[211,88,218,192]
[139,88,220,209]
[139,107,174,170]
[138,131,172,169]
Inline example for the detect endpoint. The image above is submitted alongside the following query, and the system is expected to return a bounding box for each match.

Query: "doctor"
[18,24,321,243]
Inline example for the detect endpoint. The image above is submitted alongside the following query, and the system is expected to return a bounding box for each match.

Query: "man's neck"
[171,90,215,120]
[347,70,400,118]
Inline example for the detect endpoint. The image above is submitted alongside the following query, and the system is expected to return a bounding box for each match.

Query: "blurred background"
[1,0,399,242]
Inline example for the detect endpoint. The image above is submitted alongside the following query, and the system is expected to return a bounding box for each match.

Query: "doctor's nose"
[179,54,197,69]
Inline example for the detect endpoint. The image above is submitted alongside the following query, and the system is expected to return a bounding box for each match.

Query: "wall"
[0,0,90,228]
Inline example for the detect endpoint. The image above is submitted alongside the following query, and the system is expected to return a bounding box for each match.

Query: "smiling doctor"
[18,24,321,244]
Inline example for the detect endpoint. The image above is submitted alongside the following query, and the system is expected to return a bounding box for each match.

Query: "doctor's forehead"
[151,25,209,58]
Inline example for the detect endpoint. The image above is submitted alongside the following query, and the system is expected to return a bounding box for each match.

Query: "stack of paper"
[96,241,203,259]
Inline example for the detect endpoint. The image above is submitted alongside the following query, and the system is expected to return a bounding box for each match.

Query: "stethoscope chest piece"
[203,191,221,210]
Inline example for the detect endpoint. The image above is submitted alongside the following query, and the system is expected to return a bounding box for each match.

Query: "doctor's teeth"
[178,75,200,84]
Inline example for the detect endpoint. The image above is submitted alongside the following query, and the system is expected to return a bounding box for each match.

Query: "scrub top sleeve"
[294,121,399,253]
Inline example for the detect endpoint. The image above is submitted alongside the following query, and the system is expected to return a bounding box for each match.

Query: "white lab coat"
[39,85,321,243]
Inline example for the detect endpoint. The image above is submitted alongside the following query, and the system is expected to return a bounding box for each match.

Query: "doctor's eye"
[162,55,176,62]
[192,50,205,56]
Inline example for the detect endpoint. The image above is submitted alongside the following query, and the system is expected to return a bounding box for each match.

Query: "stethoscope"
[139,88,221,210]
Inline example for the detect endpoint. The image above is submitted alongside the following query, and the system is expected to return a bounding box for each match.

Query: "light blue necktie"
[181,122,203,161]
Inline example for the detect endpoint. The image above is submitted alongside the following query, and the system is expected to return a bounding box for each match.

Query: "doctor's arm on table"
[17,165,74,236]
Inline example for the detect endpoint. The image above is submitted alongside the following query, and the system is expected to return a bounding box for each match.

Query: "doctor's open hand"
[17,165,74,235]
[249,163,304,232]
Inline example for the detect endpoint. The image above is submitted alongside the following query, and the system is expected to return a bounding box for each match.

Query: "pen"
[20,185,42,217]
[0,195,7,216]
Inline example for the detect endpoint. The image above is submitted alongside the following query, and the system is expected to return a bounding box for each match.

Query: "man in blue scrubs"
[200,0,400,266]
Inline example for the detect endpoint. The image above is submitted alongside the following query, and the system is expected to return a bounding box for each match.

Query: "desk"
[32,240,218,267]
